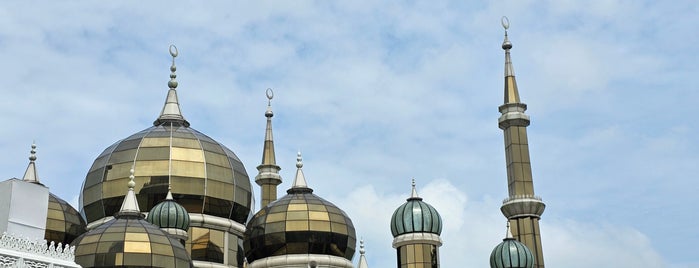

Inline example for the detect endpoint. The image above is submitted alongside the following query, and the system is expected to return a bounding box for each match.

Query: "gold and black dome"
[244,153,356,263]
[74,169,193,268]
[79,47,253,225]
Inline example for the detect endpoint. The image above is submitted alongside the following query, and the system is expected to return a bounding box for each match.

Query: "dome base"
[247,254,353,268]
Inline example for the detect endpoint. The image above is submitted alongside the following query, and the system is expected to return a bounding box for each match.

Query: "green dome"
[73,212,192,268]
[390,197,442,237]
[147,194,190,231]
[490,238,535,268]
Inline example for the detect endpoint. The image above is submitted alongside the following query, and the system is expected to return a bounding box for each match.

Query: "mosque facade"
[0,19,545,268]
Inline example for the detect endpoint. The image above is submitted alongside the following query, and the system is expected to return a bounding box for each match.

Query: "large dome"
[244,154,356,263]
[79,49,253,225]
[79,124,253,224]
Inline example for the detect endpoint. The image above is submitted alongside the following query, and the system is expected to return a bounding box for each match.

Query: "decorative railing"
[0,232,75,262]
[502,194,543,204]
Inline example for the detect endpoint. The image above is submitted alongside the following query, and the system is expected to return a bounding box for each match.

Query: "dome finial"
[22,142,41,184]
[154,44,190,127]
[296,151,303,168]
[265,88,274,118]
[29,142,37,162]
[357,237,369,268]
[168,45,178,89]
[288,151,312,193]
[501,16,512,50]
[408,178,422,201]
[119,167,141,215]
[166,183,174,200]
[506,221,513,239]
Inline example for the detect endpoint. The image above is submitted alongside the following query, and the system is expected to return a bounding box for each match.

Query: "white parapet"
[0,232,81,268]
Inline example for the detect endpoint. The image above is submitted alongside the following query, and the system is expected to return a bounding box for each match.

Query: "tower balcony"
[500,195,545,219]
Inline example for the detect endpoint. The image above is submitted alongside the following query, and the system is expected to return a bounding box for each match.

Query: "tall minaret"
[497,17,546,268]
[255,88,282,208]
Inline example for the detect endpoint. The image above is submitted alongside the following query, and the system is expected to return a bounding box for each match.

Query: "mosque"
[0,18,545,268]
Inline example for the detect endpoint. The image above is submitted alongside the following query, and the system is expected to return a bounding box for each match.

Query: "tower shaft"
[498,26,545,268]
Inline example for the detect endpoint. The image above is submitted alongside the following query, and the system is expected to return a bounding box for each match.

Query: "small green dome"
[390,197,442,237]
[147,194,190,231]
[490,238,535,268]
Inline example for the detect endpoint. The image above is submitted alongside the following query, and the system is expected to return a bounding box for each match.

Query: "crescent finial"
[266,88,274,100]
[501,16,510,30]
[169,44,179,58]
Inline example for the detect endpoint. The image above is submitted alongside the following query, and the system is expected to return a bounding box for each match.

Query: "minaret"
[153,44,190,127]
[497,16,546,268]
[390,179,443,268]
[255,88,282,208]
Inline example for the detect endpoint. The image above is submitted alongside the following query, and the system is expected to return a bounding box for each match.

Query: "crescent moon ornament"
[169,44,179,58]
[266,88,274,100]
[501,16,510,30]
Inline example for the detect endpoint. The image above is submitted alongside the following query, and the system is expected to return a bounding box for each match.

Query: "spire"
[118,168,141,215]
[154,44,190,127]
[22,142,41,184]
[288,151,312,194]
[357,238,369,268]
[165,184,174,201]
[261,88,277,165]
[505,221,514,240]
[501,16,521,105]
[408,178,423,201]
[256,88,283,207]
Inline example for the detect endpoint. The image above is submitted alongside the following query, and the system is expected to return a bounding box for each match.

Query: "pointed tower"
[255,88,282,208]
[390,179,442,268]
[357,239,369,268]
[497,17,546,268]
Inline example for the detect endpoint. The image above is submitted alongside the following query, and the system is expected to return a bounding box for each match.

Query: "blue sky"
[1,1,697,267]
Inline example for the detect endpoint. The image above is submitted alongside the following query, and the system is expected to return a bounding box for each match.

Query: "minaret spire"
[118,168,141,215]
[22,142,41,184]
[154,44,190,127]
[255,88,283,207]
[501,16,520,104]
[497,16,546,268]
